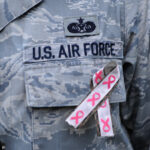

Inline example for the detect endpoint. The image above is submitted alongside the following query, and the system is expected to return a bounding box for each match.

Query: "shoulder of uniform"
[0,0,43,32]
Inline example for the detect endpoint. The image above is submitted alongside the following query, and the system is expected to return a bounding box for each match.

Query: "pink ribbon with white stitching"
[66,64,120,130]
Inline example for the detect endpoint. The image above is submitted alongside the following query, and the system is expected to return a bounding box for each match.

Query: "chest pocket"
[23,0,126,108]
[23,41,125,107]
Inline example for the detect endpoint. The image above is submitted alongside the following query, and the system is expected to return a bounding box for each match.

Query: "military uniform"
[0,0,149,150]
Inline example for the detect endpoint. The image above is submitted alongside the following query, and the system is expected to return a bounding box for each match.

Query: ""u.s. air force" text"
[32,42,117,60]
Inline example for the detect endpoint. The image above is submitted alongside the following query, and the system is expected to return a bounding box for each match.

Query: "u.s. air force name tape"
[93,68,114,137]
[23,40,123,63]
[66,62,120,128]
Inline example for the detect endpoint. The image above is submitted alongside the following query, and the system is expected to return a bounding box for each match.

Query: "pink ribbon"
[71,110,84,125]
[66,64,120,131]
[103,75,116,89]
[93,70,114,137]
[87,92,101,107]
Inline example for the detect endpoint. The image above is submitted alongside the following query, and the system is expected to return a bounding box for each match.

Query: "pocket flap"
[24,59,126,107]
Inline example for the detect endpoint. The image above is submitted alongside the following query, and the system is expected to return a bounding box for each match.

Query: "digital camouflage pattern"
[0,0,149,150]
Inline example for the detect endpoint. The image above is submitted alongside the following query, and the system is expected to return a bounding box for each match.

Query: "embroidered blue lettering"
[32,46,53,60]
[111,43,115,56]
[59,45,68,58]
[67,45,72,58]
[84,43,90,56]
[43,46,52,59]
[72,44,80,57]
[33,47,41,60]
[25,40,121,63]
[105,43,111,56]
[99,43,105,56]
[91,42,98,56]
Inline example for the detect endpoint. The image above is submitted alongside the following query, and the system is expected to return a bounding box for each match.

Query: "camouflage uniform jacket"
[0,0,150,150]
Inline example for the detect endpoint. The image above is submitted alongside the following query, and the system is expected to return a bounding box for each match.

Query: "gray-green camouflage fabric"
[0,0,149,150]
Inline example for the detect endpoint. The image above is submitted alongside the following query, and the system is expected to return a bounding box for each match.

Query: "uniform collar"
[0,0,43,32]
